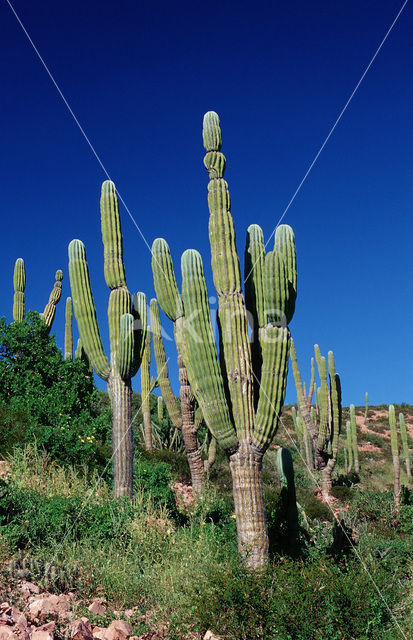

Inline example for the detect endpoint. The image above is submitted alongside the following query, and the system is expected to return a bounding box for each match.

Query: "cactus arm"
[399,412,411,477]
[253,326,290,452]
[316,348,329,451]
[203,111,254,442]
[328,351,341,458]
[64,297,73,360]
[101,180,126,289]
[157,396,164,422]
[194,406,204,432]
[346,420,353,471]
[350,404,360,473]
[13,258,26,322]
[307,357,315,408]
[245,224,266,331]
[181,249,237,451]
[43,269,63,329]
[389,404,401,510]
[289,340,318,455]
[152,238,184,322]
[68,239,110,380]
[118,314,135,379]
[274,224,297,324]
[149,298,182,429]
[141,326,153,450]
[128,292,147,377]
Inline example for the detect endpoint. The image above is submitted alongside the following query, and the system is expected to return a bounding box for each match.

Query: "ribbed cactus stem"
[350,404,360,474]
[389,405,401,511]
[307,357,315,408]
[141,328,152,450]
[13,258,26,322]
[157,396,164,422]
[43,270,63,330]
[69,180,147,498]
[64,297,73,360]
[346,420,353,472]
[399,413,411,477]
[365,392,369,422]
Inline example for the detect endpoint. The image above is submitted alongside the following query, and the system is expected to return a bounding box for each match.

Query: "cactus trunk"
[321,457,335,499]
[111,373,134,498]
[178,355,204,492]
[229,442,268,569]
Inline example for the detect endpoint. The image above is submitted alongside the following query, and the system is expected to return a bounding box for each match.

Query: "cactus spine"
[151,112,296,568]
[149,296,205,491]
[399,412,411,477]
[43,270,63,330]
[350,404,360,474]
[64,297,73,360]
[389,405,401,511]
[13,258,26,322]
[68,181,147,497]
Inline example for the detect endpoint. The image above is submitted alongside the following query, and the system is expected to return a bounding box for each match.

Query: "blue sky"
[0,0,412,406]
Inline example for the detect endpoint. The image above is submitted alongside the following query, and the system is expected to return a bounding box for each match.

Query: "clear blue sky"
[1,0,412,406]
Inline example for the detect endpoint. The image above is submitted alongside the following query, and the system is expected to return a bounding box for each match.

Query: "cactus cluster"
[68,180,147,497]
[151,111,296,567]
[290,342,341,498]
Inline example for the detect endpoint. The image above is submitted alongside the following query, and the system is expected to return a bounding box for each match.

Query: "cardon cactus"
[157,396,164,422]
[68,180,147,498]
[149,296,205,491]
[350,404,360,474]
[389,405,401,511]
[64,297,73,360]
[399,412,411,477]
[276,447,299,551]
[141,327,153,450]
[290,342,342,498]
[151,112,296,568]
[13,258,26,322]
[43,270,63,330]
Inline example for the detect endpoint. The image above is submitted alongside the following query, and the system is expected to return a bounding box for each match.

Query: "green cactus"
[276,447,299,552]
[290,342,342,497]
[151,112,295,568]
[346,420,353,472]
[141,327,153,450]
[13,258,26,322]
[149,296,205,491]
[43,270,63,330]
[365,391,369,422]
[64,297,73,360]
[344,447,348,473]
[350,404,360,474]
[157,396,164,422]
[68,180,147,498]
[389,405,401,511]
[399,412,411,477]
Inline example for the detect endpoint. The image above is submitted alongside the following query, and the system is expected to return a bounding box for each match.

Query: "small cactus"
[399,412,411,477]
[43,270,63,330]
[13,258,26,322]
[141,328,153,450]
[64,297,73,360]
[389,405,401,511]
[350,404,360,474]
[157,396,164,422]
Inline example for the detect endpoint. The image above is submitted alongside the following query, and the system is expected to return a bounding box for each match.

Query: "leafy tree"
[0,312,111,466]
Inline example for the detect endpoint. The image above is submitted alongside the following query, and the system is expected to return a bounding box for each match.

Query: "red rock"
[70,619,93,640]
[31,630,53,640]
[18,584,40,597]
[0,625,18,640]
[91,628,105,640]
[28,595,71,622]
[87,599,106,616]
[103,620,132,640]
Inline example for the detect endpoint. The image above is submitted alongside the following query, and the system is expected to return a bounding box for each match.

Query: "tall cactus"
[350,404,360,474]
[157,396,164,422]
[13,258,26,322]
[399,412,411,477]
[64,297,73,360]
[43,270,63,330]
[290,342,342,498]
[141,328,152,450]
[364,391,369,423]
[346,420,353,472]
[389,405,401,511]
[149,296,205,491]
[151,112,295,568]
[68,180,147,497]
